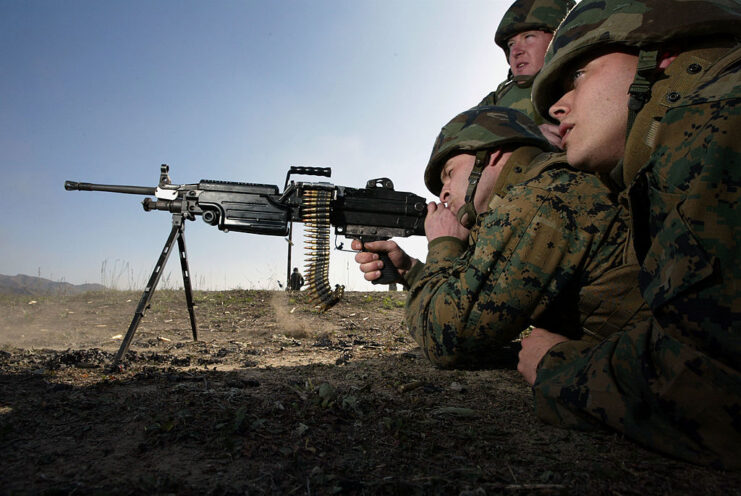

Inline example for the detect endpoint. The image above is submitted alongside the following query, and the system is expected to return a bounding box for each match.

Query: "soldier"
[520,0,741,469]
[478,0,574,146]
[289,267,304,291]
[353,106,649,369]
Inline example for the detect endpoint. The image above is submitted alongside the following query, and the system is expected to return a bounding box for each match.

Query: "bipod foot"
[106,361,126,374]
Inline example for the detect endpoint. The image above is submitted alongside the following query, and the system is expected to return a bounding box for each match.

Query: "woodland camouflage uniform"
[477,0,574,124]
[404,107,650,369]
[531,0,741,469]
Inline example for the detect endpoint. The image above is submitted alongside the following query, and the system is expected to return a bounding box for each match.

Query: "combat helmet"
[495,0,576,56]
[425,106,553,227]
[532,0,741,121]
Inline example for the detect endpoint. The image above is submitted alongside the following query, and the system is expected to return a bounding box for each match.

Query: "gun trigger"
[155,186,178,200]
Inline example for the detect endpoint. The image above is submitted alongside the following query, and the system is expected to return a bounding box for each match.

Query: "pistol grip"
[373,251,399,285]
[356,238,400,286]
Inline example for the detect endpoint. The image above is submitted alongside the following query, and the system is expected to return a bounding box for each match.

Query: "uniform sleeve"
[405,181,600,369]
[403,260,426,288]
[532,318,741,469]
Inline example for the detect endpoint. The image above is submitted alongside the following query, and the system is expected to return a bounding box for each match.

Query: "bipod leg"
[111,221,182,369]
[176,227,198,341]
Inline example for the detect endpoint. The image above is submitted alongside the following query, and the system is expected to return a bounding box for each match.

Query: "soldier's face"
[507,30,553,77]
[438,151,511,216]
[548,51,638,173]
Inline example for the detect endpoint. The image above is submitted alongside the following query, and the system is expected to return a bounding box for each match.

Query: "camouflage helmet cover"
[495,0,576,54]
[532,0,741,119]
[424,106,553,196]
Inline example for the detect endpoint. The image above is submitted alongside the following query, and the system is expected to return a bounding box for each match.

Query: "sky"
[1,0,513,291]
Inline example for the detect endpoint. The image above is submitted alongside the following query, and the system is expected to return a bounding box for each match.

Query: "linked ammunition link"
[302,188,344,311]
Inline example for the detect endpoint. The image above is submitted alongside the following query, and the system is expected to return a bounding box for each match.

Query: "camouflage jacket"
[477,76,545,125]
[532,44,741,469]
[404,150,649,369]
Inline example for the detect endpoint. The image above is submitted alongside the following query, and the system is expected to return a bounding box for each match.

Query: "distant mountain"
[0,274,106,296]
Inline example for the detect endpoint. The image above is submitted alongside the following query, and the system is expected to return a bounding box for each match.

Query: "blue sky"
[1,0,512,290]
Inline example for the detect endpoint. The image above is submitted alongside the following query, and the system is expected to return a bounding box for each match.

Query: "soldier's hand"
[517,328,569,385]
[351,239,417,282]
[425,202,469,242]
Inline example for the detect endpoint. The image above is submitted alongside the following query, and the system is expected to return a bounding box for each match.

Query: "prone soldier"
[520,0,741,469]
[354,106,650,369]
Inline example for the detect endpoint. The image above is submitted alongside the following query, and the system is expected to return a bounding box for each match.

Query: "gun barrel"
[64,181,156,196]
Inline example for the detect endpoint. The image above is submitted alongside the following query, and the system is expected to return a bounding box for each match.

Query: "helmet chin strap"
[626,49,659,137]
[608,49,659,192]
[457,149,492,229]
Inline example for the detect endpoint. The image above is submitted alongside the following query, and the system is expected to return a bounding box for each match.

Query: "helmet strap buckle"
[459,149,491,229]
[627,49,659,135]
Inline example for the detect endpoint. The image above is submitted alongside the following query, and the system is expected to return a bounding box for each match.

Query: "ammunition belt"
[301,188,344,311]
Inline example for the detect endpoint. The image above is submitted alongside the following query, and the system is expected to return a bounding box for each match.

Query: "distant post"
[286,222,293,290]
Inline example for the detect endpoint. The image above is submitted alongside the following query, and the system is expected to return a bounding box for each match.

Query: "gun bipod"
[110,213,198,370]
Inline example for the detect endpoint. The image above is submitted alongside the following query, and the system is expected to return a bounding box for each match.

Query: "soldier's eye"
[570,69,585,88]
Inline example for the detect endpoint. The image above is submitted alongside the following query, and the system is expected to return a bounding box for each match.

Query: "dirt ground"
[1,289,739,495]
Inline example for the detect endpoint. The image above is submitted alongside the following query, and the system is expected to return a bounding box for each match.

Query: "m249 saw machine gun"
[65,164,426,366]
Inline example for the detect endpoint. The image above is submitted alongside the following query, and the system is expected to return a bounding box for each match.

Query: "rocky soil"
[1,290,739,495]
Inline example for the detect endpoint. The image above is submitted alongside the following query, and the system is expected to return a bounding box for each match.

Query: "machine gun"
[65,164,426,366]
